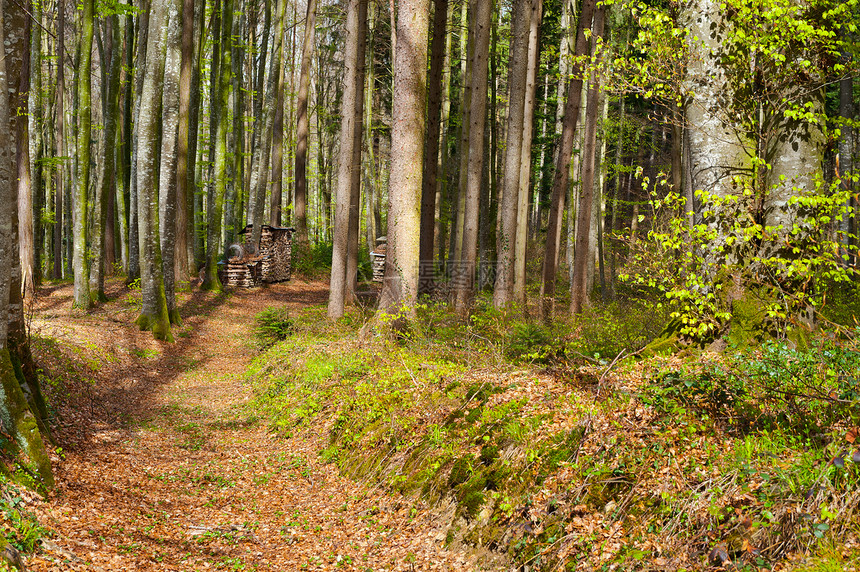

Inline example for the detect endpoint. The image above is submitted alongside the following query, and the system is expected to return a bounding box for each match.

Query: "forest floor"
[17,278,491,571]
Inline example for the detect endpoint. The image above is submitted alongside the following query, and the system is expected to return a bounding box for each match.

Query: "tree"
[453,0,493,315]
[329,0,369,319]
[91,15,123,302]
[174,0,197,281]
[378,0,431,319]
[201,0,233,292]
[73,0,95,309]
[135,0,174,341]
[0,0,54,492]
[493,0,532,309]
[418,0,449,296]
[294,0,318,247]
[570,3,606,315]
[539,0,596,321]
[159,0,182,324]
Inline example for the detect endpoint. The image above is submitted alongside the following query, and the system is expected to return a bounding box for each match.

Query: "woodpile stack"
[219,257,263,288]
[258,226,293,283]
[370,242,386,283]
[235,224,295,286]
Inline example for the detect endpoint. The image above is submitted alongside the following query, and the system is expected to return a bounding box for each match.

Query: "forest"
[0,0,858,569]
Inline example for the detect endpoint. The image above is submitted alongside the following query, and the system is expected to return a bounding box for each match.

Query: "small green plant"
[254,307,294,349]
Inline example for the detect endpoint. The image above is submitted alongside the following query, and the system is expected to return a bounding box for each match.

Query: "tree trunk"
[492,0,532,308]
[202,0,233,291]
[159,0,182,324]
[90,16,122,302]
[28,1,43,291]
[269,9,287,228]
[418,0,448,296]
[0,0,55,491]
[378,0,431,319]
[294,0,318,247]
[128,3,151,284]
[329,0,368,319]
[174,0,195,281]
[73,0,95,309]
[187,0,204,271]
[513,0,542,308]
[453,0,493,315]
[570,2,605,315]
[136,0,174,341]
[16,13,33,301]
[54,0,66,280]
[538,0,595,320]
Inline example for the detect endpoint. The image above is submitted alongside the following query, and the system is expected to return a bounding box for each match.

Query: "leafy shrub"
[646,334,860,439]
[253,307,293,349]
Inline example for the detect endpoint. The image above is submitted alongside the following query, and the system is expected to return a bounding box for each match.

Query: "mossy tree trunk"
[73,0,95,309]
[0,0,53,492]
[201,0,233,291]
[91,16,123,303]
[136,0,174,341]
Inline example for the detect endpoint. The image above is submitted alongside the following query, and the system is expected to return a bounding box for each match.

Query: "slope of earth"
[18,278,493,571]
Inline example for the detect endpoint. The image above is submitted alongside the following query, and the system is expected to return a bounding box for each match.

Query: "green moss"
[464,407,482,425]
[0,350,53,492]
[135,313,175,342]
[448,457,472,489]
[480,445,499,466]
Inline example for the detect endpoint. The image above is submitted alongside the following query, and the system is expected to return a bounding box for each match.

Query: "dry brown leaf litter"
[19,279,495,571]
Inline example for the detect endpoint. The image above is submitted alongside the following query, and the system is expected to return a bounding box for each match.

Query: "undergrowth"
[248,300,860,571]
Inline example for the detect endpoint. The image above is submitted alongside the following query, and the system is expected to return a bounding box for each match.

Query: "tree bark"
[570,2,605,315]
[418,0,449,296]
[136,0,174,341]
[378,0,431,319]
[538,0,595,320]
[294,0,318,247]
[159,0,182,324]
[16,13,33,300]
[329,0,368,319]
[90,16,123,302]
[453,0,493,315]
[202,0,233,291]
[513,0,542,308]
[492,0,532,308]
[174,0,195,281]
[73,0,95,309]
[53,0,65,280]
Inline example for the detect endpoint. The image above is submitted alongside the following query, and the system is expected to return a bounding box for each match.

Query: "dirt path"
[25,280,485,571]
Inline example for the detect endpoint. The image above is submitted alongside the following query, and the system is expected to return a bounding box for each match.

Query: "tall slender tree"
[453,0,493,315]
[201,0,233,291]
[493,0,532,308]
[378,0,431,319]
[570,2,605,315]
[539,0,596,320]
[135,0,173,340]
[418,0,448,296]
[329,0,369,319]
[73,0,95,309]
[294,0,318,246]
[90,16,123,302]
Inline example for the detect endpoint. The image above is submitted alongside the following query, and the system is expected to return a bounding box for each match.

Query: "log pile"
[234,224,294,287]
[219,257,263,288]
[370,243,386,283]
[258,226,293,283]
